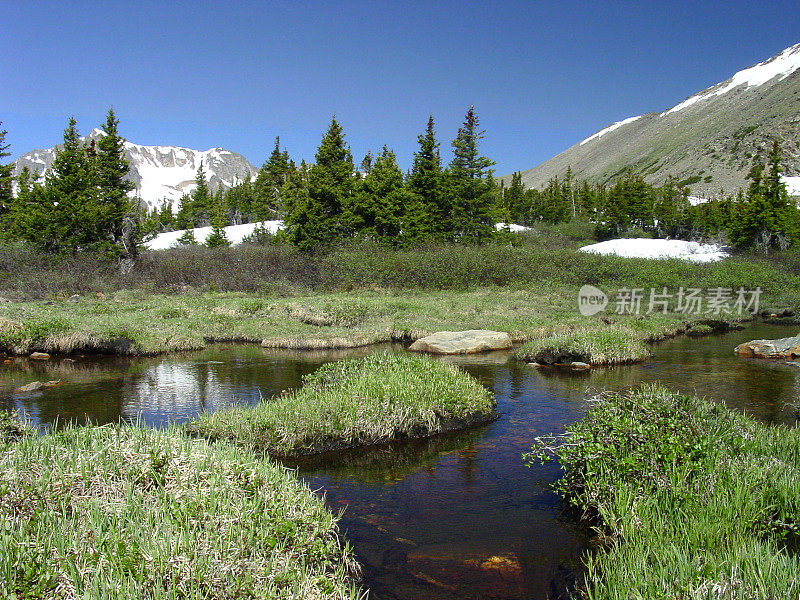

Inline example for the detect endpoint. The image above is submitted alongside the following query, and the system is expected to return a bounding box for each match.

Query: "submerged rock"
[15,379,60,393]
[16,381,43,392]
[409,330,512,355]
[734,335,800,359]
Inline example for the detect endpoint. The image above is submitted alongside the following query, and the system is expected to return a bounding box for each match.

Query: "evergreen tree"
[95,109,136,256]
[503,172,527,224]
[360,151,374,175]
[205,188,231,247]
[177,228,198,245]
[729,141,799,251]
[36,117,96,253]
[351,146,406,244]
[0,123,12,222]
[445,106,496,243]
[284,117,356,251]
[406,116,443,241]
[253,137,291,220]
[181,162,212,227]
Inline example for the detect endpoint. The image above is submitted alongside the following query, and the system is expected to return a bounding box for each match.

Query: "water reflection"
[1,325,799,599]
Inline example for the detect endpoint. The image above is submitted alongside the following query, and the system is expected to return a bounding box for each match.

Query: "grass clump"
[514,325,651,365]
[186,352,495,456]
[0,410,33,446]
[528,385,800,599]
[0,423,363,599]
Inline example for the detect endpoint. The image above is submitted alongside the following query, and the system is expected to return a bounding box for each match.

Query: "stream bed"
[2,323,799,599]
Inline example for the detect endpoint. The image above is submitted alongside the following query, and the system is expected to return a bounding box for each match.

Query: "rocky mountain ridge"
[512,43,800,196]
[13,129,258,210]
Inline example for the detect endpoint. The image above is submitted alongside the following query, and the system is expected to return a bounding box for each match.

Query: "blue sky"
[2,0,799,175]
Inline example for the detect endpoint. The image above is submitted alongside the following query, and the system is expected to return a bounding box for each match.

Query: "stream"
[2,323,799,599]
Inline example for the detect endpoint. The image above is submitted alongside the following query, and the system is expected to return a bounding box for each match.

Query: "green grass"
[1,242,798,357]
[0,419,363,599]
[186,352,496,456]
[528,385,800,599]
[514,325,652,365]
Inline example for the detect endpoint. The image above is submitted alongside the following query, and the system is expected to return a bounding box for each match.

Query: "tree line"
[1,110,798,256]
[498,139,800,253]
[146,107,498,250]
[1,111,136,257]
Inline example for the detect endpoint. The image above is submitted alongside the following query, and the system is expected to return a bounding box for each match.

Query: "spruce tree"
[729,141,800,251]
[0,123,12,222]
[96,109,136,256]
[406,116,442,241]
[351,146,405,244]
[254,137,291,220]
[177,228,198,245]
[446,106,496,243]
[190,162,212,226]
[504,172,526,224]
[205,190,231,247]
[38,117,96,253]
[284,117,356,251]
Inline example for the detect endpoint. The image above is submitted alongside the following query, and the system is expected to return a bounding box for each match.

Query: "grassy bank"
[186,352,496,456]
[1,241,798,357]
[529,386,800,599]
[0,418,363,599]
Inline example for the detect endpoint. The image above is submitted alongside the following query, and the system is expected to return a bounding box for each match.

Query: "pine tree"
[0,123,12,222]
[190,162,212,226]
[284,117,356,251]
[360,151,374,175]
[729,140,800,252]
[446,106,496,243]
[36,117,96,253]
[205,190,230,247]
[254,137,291,220]
[351,146,405,244]
[96,109,136,256]
[177,228,198,245]
[406,116,443,240]
[504,172,526,223]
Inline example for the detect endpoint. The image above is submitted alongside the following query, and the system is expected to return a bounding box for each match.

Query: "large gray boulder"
[409,330,512,355]
[734,335,800,359]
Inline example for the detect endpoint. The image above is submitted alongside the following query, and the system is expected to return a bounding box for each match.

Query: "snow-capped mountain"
[13,129,258,210]
[512,43,800,195]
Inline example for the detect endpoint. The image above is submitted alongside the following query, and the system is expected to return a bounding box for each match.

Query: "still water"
[2,324,799,599]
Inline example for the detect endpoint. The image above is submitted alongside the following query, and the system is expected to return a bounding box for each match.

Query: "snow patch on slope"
[495,222,532,232]
[782,175,800,196]
[579,238,728,263]
[579,116,642,146]
[664,43,800,116]
[144,221,285,251]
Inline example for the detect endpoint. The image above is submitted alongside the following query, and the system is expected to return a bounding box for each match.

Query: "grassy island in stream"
[528,385,800,599]
[0,414,363,599]
[185,352,496,456]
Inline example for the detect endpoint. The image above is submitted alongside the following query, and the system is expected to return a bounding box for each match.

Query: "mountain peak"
[13,136,258,210]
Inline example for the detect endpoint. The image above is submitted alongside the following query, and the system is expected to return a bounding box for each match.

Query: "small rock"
[63,358,75,363]
[95,292,105,300]
[67,294,80,303]
[42,380,61,388]
[571,361,591,369]
[29,352,50,360]
[526,361,542,367]
[16,381,43,392]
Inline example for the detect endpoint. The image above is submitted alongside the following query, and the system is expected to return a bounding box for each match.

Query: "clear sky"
[2,0,799,175]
